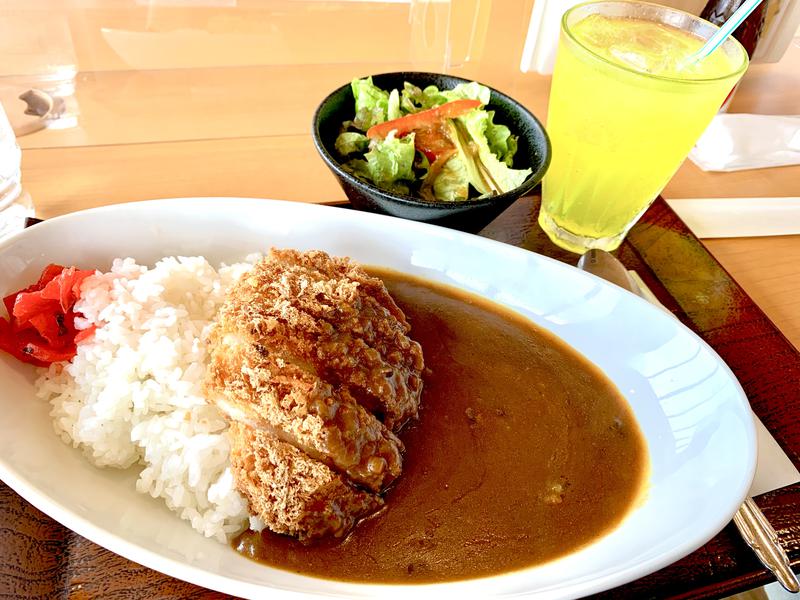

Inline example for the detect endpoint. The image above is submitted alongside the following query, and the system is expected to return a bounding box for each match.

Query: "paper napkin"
[665,197,800,238]
[751,415,800,496]
[689,114,800,172]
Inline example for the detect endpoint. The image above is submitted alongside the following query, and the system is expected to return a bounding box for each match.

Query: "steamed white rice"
[35,255,262,542]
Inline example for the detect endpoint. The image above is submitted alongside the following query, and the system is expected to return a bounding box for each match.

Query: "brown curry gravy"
[234,270,648,583]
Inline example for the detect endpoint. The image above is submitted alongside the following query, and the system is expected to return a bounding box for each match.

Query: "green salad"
[334,77,532,202]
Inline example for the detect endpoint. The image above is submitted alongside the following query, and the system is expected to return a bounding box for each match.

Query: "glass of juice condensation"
[539,1,748,254]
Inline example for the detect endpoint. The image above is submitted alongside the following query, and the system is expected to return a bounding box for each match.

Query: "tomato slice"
[366,99,481,140]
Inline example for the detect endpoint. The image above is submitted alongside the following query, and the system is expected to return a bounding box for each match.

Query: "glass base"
[538,210,627,255]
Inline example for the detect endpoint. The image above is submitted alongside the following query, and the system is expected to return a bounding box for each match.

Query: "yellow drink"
[540,2,748,253]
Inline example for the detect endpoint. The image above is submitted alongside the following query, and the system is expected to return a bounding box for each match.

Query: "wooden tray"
[2,195,798,599]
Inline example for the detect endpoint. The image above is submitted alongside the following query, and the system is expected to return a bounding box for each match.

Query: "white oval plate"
[0,198,756,599]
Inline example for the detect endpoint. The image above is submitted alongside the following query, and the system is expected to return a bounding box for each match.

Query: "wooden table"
[1,2,799,598]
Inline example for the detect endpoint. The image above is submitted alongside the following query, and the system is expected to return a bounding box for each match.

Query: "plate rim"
[0,196,758,599]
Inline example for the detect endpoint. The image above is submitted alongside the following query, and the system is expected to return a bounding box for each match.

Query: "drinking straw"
[686,0,766,64]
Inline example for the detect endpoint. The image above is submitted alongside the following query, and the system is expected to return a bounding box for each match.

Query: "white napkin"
[751,415,800,496]
[689,114,800,172]
[666,197,800,238]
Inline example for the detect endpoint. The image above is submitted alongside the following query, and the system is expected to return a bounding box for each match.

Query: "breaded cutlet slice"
[222,248,424,430]
[228,421,382,541]
[206,248,425,492]
[207,326,404,492]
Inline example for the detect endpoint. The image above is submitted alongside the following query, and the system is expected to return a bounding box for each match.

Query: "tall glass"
[539,1,748,254]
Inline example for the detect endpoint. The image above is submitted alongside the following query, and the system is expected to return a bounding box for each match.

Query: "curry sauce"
[234,270,648,583]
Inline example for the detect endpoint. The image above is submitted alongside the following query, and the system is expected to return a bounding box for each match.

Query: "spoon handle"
[733,497,800,593]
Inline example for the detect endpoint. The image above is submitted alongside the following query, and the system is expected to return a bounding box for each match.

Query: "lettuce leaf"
[365,132,415,184]
[335,131,369,156]
[483,111,518,166]
[344,132,415,194]
[341,158,371,180]
[399,82,420,114]
[441,82,491,105]
[432,156,470,201]
[476,138,530,194]
[351,77,390,131]
[401,81,492,115]
[400,83,448,113]
[451,113,531,195]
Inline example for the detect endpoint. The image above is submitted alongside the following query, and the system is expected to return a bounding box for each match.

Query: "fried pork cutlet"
[229,422,382,541]
[207,330,404,492]
[206,248,424,541]
[222,248,424,429]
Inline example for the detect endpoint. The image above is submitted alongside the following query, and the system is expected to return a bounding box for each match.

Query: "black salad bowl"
[312,72,551,232]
